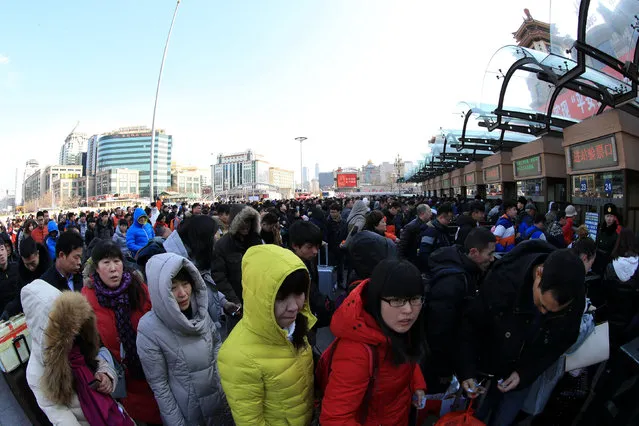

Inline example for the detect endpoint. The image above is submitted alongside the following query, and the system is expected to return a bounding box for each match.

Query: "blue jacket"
[518,214,533,237]
[45,221,59,261]
[524,225,546,241]
[492,215,516,253]
[127,208,154,255]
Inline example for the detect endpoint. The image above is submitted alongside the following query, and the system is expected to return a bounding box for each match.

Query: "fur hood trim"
[228,205,261,236]
[42,291,101,406]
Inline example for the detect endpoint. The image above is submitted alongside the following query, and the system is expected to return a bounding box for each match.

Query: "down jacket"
[81,267,161,424]
[137,253,231,426]
[45,220,59,261]
[320,279,426,425]
[22,280,119,426]
[218,245,317,426]
[126,208,154,255]
[212,205,263,303]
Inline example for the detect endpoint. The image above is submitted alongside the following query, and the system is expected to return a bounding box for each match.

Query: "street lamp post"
[295,137,307,192]
[149,0,181,203]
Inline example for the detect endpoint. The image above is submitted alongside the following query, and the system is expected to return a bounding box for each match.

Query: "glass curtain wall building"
[96,127,172,197]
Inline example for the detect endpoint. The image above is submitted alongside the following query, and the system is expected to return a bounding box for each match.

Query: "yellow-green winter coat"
[218,245,317,426]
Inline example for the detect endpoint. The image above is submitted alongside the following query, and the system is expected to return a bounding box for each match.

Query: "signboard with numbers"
[484,166,500,182]
[514,155,542,178]
[569,135,618,171]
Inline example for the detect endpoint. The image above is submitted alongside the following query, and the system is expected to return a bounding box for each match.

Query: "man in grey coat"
[137,253,233,425]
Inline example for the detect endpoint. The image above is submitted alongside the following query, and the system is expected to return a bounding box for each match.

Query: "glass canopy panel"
[550,87,602,120]
[502,68,555,115]
[549,0,582,62]
[481,46,532,113]
[584,0,638,79]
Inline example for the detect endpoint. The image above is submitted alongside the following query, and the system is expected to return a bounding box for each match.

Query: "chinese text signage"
[442,179,451,188]
[465,173,475,185]
[452,177,461,187]
[336,173,358,188]
[569,135,618,172]
[484,166,500,182]
[514,155,542,178]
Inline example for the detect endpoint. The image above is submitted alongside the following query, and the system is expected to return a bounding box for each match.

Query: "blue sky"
[0,0,555,197]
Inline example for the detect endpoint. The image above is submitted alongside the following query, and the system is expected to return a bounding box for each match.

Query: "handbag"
[98,347,127,399]
[565,322,609,371]
[435,400,485,426]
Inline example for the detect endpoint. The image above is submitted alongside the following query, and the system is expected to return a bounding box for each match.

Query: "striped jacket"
[492,214,516,252]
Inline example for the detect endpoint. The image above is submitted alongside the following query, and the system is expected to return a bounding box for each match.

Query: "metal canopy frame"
[557,0,639,89]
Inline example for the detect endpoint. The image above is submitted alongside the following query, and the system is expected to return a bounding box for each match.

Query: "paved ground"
[0,373,31,425]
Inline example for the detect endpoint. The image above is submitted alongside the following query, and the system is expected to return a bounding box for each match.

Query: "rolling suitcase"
[317,245,338,300]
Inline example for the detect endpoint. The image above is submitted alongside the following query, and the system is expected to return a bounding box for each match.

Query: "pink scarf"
[68,346,134,426]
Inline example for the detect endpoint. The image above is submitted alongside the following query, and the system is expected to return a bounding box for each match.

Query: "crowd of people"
[0,193,636,425]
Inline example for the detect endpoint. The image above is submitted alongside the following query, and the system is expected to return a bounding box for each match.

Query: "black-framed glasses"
[381,296,425,308]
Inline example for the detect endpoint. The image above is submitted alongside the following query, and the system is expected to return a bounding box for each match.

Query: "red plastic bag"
[435,401,485,426]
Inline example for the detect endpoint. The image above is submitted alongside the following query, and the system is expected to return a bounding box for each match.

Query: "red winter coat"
[320,280,426,426]
[82,282,162,425]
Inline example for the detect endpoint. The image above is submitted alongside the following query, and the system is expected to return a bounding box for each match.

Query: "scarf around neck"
[93,271,144,378]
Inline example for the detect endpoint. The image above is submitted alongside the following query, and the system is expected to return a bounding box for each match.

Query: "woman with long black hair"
[320,259,427,425]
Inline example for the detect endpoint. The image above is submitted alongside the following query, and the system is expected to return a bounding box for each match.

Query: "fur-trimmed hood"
[44,291,101,405]
[228,205,261,236]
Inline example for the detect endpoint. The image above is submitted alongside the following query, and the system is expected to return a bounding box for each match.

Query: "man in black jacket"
[398,203,432,268]
[40,231,84,292]
[325,204,348,286]
[454,201,486,245]
[288,220,332,329]
[424,227,496,393]
[0,243,19,320]
[458,240,586,426]
[1,237,52,319]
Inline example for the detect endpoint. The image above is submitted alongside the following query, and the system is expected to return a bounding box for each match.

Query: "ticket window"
[517,179,544,198]
[486,183,503,197]
[571,171,623,199]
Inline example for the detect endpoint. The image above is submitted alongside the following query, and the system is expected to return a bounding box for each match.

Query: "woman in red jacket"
[82,240,162,425]
[320,259,427,425]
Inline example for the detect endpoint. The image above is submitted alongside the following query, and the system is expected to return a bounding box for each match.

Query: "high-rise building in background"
[86,134,100,177]
[96,126,172,198]
[269,167,295,198]
[314,163,320,180]
[212,150,270,193]
[59,132,88,166]
[170,163,203,196]
[302,166,309,188]
[361,160,381,185]
[318,172,334,189]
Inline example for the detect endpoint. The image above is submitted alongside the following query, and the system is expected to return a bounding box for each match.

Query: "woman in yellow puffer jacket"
[218,244,317,426]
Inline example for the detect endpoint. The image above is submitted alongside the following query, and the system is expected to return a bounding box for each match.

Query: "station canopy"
[405,1,639,184]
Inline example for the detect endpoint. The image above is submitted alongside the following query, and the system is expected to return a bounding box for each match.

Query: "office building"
[96,126,172,197]
[314,163,320,180]
[212,150,270,193]
[59,132,88,166]
[269,167,295,198]
[86,134,99,177]
[318,172,334,189]
[96,169,140,197]
[171,164,202,195]
[361,161,381,185]
[302,166,309,188]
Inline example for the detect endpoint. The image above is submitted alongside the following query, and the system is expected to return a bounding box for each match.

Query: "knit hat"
[525,203,536,211]
[565,205,577,218]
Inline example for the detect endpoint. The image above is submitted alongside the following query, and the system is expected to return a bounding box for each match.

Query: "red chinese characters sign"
[336,173,358,188]
[484,166,500,182]
[465,173,475,185]
[569,135,618,172]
